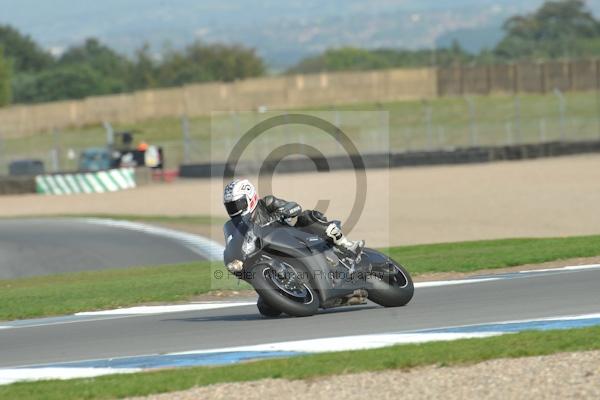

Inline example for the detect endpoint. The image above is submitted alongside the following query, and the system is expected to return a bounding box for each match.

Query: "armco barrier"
[35,168,136,195]
[178,140,600,178]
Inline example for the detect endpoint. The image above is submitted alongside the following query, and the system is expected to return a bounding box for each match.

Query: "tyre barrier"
[179,140,600,178]
[35,168,136,195]
[0,177,37,195]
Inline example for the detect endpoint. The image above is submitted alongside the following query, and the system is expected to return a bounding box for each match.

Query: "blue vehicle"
[78,148,112,172]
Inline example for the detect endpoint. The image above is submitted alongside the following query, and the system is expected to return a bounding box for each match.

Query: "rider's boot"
[326,224,365,259]
[336,236,365,258]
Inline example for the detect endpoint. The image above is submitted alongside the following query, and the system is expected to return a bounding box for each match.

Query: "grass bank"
[386,234,600,274]
[2,326,600,399]
[0,262,244,321]
[2,234,600,321]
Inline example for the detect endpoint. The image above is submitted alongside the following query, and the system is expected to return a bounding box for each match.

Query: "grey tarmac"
[1,267,599,368]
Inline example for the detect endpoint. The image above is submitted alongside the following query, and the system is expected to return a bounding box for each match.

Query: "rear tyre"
[248,263,319,317]
[257,296,282,318]
[367,258,414,307]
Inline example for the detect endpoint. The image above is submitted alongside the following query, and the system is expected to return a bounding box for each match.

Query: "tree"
[128,44,157,90]
[59,38,131,93]
[494,0,600,60]
[286,45,473,74]
[156,42,265,87]
[12,64,110,103]
[0,25,53,72]
[0,47,11,106]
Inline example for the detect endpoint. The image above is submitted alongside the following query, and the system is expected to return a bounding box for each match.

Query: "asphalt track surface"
[1,267,599,368]
[0,219,206,279]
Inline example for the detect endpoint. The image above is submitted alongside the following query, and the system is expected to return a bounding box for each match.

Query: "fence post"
[505,121,513,145]
[596,59,600,139]
[253,111,261,163]
[377,103,387,152]
[539,118,547,143]
[52,128,61,172]
[465,96,478,147]
[458,65,465,96]
[181,115,191,164]
[486,64,492,94]
[437,126,446,148]
[540,62,547,94]
[514,96,522,144]
[333,108,344,154]
[512,63,520,94]
[404,127,412,152]
[554,88,567,141]
[0,132,4,175]
[566,60,574,91]
[424,101,433,151]
[103,121,114,148]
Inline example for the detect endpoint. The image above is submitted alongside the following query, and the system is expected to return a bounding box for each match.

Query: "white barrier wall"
[35,168,136,195]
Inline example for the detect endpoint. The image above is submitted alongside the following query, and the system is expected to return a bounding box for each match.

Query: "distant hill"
[1,0,589,69]
[436,26,506,53]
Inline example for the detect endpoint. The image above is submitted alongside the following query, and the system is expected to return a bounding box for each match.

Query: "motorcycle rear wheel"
[367,257,414,307]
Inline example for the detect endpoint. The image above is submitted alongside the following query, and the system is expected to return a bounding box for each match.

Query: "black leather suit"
[249,195,338,240]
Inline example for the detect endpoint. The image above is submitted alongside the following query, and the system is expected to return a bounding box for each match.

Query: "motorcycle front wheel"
[257,296,283,317]
[248,263,319,317]
[247,262,319,317]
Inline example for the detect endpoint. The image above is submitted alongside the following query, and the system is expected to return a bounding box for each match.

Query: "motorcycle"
[223,213,414,317]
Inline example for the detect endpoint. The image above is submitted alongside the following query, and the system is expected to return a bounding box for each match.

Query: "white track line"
[81,218,225,260]
[415,277,501,288]
[75,301,256,316]
[517,264,600,274]
[0,302,256,330]
[174,332,501,355]
[413,312,600,333]
[416,263,600,288]
[0,368,140,386]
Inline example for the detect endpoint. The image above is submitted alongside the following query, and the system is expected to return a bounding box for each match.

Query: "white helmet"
[223,179,258,217]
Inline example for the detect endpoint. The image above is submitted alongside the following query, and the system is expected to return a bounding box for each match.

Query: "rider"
[223,178,364,258]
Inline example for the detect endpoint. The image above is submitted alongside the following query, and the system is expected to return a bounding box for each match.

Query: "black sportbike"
[223,214,414,317]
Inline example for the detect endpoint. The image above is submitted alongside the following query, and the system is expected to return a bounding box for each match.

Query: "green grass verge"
[0,262,247,321]
[2,234,600,321]
[2,326,600,399]
[386,234,600,274]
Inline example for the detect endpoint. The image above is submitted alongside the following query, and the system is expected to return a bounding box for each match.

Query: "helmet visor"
[224,197,248,217]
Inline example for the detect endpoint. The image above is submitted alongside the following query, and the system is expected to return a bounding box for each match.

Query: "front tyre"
[367,257,414,307]
[257,296,282,318]
[248,263,319,317]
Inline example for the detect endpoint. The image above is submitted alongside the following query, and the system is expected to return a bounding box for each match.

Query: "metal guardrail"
[179,140,600,178]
